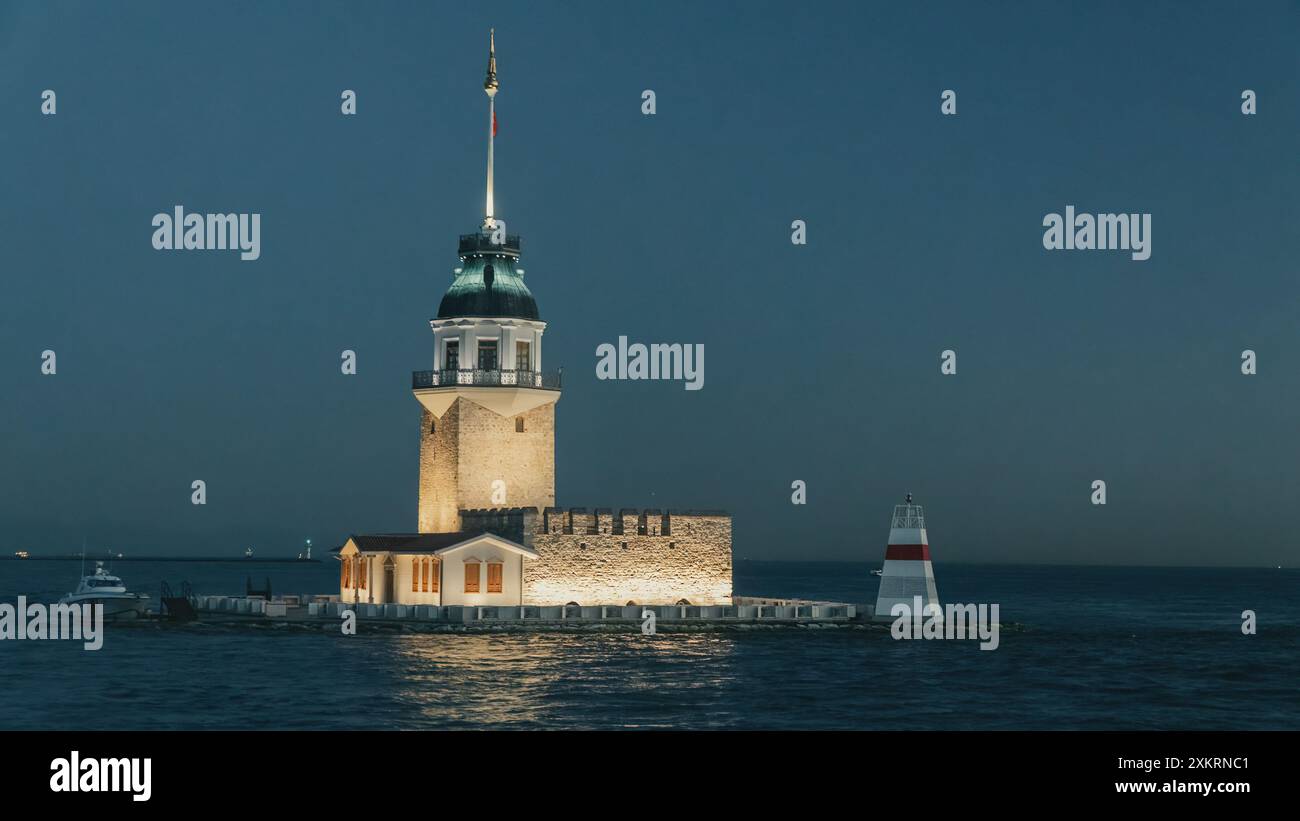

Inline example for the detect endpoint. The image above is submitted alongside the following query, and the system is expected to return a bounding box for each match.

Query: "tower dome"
[437,232,539,320]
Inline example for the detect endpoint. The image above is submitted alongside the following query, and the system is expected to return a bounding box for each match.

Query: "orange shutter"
[487,562,503,593]
[342,558,350,588]
[430,559,440,593]
[359,557,367,589]
[412,558,419,592]
[464,562,480,593]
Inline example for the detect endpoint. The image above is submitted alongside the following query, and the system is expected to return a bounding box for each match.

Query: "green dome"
[437,232,539,320]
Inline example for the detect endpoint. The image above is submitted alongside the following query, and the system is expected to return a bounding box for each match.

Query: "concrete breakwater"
[189,593,873,630]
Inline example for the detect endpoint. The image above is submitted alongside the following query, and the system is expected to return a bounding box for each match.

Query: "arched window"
[429,558,440,593]
[358,557,367,590]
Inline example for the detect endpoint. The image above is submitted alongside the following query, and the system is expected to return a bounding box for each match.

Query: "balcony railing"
[890,504,926,529]
[458,233,521,257]
[412,369,562,390]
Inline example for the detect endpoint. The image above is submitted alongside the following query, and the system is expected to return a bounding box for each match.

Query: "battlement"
[459,507,539,544]
[462,506,728,538]
[459,506,732,606]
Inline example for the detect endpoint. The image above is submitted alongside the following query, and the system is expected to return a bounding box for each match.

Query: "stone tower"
[412,30,561,533]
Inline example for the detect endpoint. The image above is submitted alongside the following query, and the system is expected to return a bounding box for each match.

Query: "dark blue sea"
[1,560,1295,730]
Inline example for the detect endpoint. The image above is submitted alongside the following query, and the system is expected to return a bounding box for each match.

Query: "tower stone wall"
[418,397,555,533]
[417,406,459,533]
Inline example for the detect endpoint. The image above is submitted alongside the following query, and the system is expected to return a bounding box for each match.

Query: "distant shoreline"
[1,556,323,564]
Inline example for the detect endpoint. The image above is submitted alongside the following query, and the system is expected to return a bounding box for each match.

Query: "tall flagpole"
[483,28,498,229]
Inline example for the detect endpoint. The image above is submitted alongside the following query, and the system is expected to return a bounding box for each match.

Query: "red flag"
[493,110,498,137]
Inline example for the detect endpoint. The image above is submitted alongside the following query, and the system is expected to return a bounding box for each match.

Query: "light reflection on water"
[390,633,741,729]
[1,561,1298,729]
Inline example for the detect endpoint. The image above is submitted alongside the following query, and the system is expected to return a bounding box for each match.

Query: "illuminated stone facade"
[417,398,556,533]
[462,508,733,606]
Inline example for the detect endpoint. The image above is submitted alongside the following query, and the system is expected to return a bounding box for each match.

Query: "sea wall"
[191,596,859,624]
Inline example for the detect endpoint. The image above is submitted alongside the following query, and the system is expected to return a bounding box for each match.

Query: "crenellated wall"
[461,507,733,606]
[458,507,538,543]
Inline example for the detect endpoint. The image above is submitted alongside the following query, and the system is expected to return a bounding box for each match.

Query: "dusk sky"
[1,1,1296,565]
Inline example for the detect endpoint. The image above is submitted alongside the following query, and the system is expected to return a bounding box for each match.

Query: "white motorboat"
[59,561,149,619]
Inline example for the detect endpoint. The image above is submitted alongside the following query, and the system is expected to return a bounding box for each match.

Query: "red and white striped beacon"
[874,493,940,620]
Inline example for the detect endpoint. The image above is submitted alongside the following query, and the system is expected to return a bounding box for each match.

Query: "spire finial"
[483,28,499,228]
[484,28,498,96]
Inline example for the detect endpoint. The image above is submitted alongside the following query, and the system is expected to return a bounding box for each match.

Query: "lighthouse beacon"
[874,494,940,621]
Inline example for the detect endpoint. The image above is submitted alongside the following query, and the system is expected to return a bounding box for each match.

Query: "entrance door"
[383,562,395,603]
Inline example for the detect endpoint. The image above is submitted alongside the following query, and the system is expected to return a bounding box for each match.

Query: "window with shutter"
[487,562,503,593]
[464,561,480,593]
